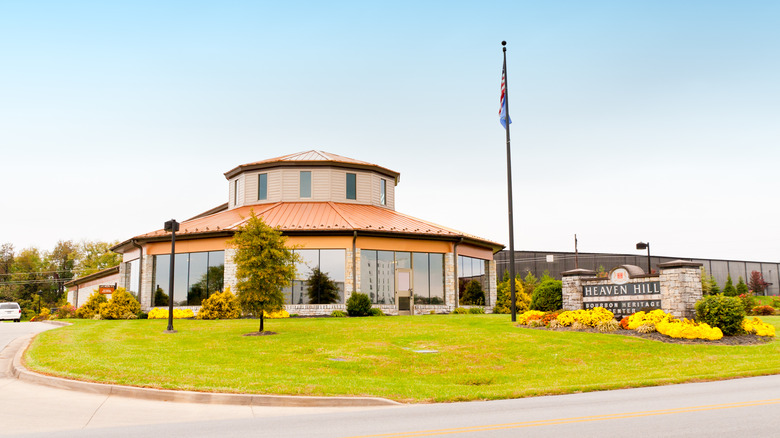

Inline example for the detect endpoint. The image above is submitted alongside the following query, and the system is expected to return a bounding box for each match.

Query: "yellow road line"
[345,398,780,438]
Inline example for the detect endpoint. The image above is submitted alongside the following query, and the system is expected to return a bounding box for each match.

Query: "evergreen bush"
[452,307,468,314]
[736,276,749,295]
[695,295,745,336]
[99,288,141,320]
[723,274,736,297]
[368,308,385,316]
[346,292,372,316]
[76,291,108,319]
[330,310,347,317]
[468,307,485,314]
[529,279,562,312]
[197,287,241,319]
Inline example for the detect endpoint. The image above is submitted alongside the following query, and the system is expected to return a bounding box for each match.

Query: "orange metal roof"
[132,202,502,250]
[223,150,400,181]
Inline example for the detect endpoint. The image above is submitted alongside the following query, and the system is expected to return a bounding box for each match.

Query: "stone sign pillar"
[658,260,703,319]
[561,268,596,311]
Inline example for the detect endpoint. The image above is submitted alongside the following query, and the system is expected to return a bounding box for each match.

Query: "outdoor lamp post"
[164,219,179,333]
[636,242,651,274]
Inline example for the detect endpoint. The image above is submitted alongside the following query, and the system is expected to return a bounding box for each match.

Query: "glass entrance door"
[396,268,413,315]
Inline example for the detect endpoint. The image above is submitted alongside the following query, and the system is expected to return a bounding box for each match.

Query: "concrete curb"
[6,328,399,408]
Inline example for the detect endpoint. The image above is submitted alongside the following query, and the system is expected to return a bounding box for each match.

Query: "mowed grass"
[25,315,780,403]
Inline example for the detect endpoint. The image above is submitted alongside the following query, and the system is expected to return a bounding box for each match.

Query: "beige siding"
[230,165,396,208]
[312,169,330,200]
[267,169,282,201]
[244,172,258,204]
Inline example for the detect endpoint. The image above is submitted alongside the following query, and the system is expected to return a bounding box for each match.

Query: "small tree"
[722,274,736,297]
[229,212,297,334]
[530,279,562,311]
[700,268,712,295]
[99,288,141,319]
[736,276,749,296]
[306,267,340,304]
[748,271,768,295]
[709,276,720,295]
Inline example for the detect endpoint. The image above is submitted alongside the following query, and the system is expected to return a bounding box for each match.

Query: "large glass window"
[258,173,267,201]
[283,249,346,304]
[458,255,490,306]
[124,259,140,300]
[346,173,356,200]
[361,250,444,305]
[380,179,386,205]
[153,251,225,306]
[300,171,311,198]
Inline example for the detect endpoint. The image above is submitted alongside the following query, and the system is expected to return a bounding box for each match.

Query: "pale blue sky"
[1,1,778,262]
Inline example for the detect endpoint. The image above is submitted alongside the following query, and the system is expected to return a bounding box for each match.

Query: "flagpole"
[502,40,518,322]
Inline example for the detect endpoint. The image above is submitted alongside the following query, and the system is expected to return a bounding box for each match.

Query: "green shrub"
[460,280,485,305]
[346,292,372,316]
[452,307,468,314]
[530,279,563,312]
[76,291,108,319]
[138,312,149,319]
[494,276,532,314]
[695,295,745,336]
[197,287,241,319]
[468,307,485,314]
[330,310,347,317]
[99,288,141,320]
[368,308,384,316]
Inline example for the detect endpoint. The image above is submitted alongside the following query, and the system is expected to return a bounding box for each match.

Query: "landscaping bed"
[523,325,774,346]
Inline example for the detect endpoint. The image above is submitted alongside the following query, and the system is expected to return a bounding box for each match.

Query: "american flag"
[499,63,511,128]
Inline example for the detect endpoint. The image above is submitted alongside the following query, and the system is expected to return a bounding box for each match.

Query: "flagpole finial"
[501,40,506,46]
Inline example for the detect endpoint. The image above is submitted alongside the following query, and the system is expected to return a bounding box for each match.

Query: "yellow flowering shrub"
[263,309,290,319]
[148,308,195,319]
[656,318,723,340]
[555,307,614,327]
[517,310,545,324]
[627,309,673,330]
[743,318,775,337]
[197,287,241,320]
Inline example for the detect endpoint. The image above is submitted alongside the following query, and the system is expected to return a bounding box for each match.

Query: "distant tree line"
[0,240,121,317]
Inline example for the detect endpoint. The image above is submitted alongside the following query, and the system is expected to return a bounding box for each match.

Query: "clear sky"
[1,0,778,262]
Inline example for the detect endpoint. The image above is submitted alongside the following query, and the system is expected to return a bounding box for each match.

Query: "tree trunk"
[259,312,264,332]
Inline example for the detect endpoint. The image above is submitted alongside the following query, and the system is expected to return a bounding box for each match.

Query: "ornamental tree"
[748,271,768,294]
[229,211,297,333]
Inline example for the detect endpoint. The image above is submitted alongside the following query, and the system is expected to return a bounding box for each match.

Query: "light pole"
[164,219,179,333]
[636,242,651,274]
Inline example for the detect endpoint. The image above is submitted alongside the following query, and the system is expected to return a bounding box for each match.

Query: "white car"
[0,302,22,322]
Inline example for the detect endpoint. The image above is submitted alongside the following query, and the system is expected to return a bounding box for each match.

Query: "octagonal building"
[108,151,502,315]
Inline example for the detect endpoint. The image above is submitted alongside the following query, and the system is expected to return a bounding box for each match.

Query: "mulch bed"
[518,325,774,346]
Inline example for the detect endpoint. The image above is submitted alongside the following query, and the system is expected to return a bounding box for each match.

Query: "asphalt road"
[2,322,779,437]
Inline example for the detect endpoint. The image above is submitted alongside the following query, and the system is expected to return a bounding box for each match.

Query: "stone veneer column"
[117,262,128,290]
[445,252,456,309]
[223,248,238,293]
[487,259,497,309]
[344,248,356,301]
[659,260,703,319]
[560,268,596,311]
[140,255,155,310]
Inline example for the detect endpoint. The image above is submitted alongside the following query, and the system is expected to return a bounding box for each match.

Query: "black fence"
[495,250,780,296]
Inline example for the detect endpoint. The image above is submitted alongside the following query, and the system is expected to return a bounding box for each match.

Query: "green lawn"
[25,315,780,403]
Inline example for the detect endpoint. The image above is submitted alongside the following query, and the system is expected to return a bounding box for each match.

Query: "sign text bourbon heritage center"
[582,281,662,316]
